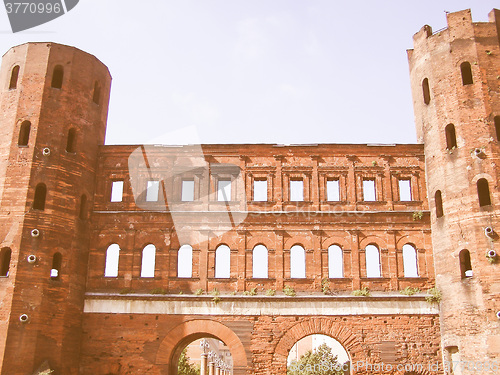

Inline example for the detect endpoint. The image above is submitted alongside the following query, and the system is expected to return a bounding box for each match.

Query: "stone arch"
[156,319,249,374]
[284,235,312,250]
[246,235,274,250]
[321,235,350,250]
[272,318,365,373]
[359,235,387,250]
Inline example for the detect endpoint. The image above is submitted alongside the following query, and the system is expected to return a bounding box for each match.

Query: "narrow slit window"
[104,244,120,277]
[290,179,304,202]
[18,121,31,146]
[181,179,194,202]
[402,244,419,277]
[146,180,159,202]
[477,178,491,207]
[141,244,156,278]
[328,245,343,278]
[217,179,231,202]
[0,248,12,277]
[66,128,76,153]
[253,179,267,202]
[215,245,230,278]
[177,245,193,278]
[92,81,101,104]
[110,181,124,202]
[460,62,473,85]
[51,252,62,280]
[51,65,64,89]
[290,245,306,278]
[459,249,472,278]
[363,179,376,201]
[435,190,444,218]
[79,194,87,220]
[252,245,268,278]
[445,124,457,150]
[495,116,500,142]
[422,78,430,104]
[398,179,412,201]
[326,179,340,201]
[365,244,381,278]
[33,183,47,210]
[9,65,20,90]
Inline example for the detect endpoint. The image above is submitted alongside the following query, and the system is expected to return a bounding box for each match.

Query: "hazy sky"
[1,1,498,145]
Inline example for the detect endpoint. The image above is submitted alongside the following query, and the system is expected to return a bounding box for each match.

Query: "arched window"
[445,124,457,150]
[290,245,306,278]
[79,194,87,220]
[51,65,64,88]
[18,121,31,146]
[495,116,500,142]
[459,249,472,278]
[33,183,47,210]
[66,128,76,153]
[365,244,381,278]
[328,245,343,278]
[104,244,120,277]
[141,244,156,278]
[9,65,20,89]
[402,244,419,277]
[93,81,101,104]
[51,252,62,280]
[215,245,230,278]
[422,78,430,104]
[177,244,192,278]
[435,190,444,218]
[0,248,12,277]
[460,62,473,85]
[252,244,268,278]
[477,178,491,207]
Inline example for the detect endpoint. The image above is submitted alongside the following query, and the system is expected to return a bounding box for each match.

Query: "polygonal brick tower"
[408,8,500,374]
[0,43,111,374]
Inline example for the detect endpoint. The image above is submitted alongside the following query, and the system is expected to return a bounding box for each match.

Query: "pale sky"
[1,1,498,146]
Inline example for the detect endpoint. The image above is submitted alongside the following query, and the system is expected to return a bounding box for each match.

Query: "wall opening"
[0,248,12,277]
[435,190,443,218]
[178,245,193,278]
[460,62,473,85]
[217,179,231,202]
[33,183,47,210]
[477,178,491,207]
[50,252,62,280]
[175,337,233,375]
[290,245,306,278]
[326,179,340,201]
[110,181,124,202]
[66,128,77,153]
[459,249,472,278]
[290,179,304,202]
[92,81,101,104]
[362,179,376,201]
[215,245,230,278]
[18,120,31,146]
[141,244,156,278]
[495,116,500,142]
[402,244,419,277]
[328,245,343,278]
[9,65,20,89]
[365,244,381,277]
[51,65,64,89]
[146,180,160,202]
[181,179,194,202]
[445,124,457,150]
[252,245,268,278]
[104,244,120,277]
[422,78,430,104]
[79,194,87,220]
[398,179,412,201]
[253,178,267,201]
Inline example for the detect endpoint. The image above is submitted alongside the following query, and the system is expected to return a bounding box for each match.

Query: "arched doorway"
[179,338,233,374]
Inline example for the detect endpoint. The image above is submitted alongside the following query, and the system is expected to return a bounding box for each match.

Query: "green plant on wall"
[399,287,420,296]
[425,287,442,304]
[283,285,296,297]
[412,211,424,221]
[352,287,370,296]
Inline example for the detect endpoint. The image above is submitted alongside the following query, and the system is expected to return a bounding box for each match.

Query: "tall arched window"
[328,245,343,278]
[477,178,491,207]
[0,248,12,277]
[9,65,20,89]
[51,65,64,88]
[33,183,47,210]
[402,244,419,277]
[215,245,230,278]
[18,121,31,146]
[51,252,62,280]
[252,244,268,278]
[141,244,156,278]
[460,62,473,85]
[459,249,472,278]
[93,81,101,104]
[422,78,430,104]
[290,245,306,278]
[445,124,457,150]
[435,190,444,218]
[79,194,87,220]
[177,244,193,278]
[365,244,381,278]
[66,128,76,153]
[104,244,120,277]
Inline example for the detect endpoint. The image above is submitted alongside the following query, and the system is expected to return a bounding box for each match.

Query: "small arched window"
[51,65,64,89]
[79,194,87,220]
[422,78,430,104]
[402,244,419,277]
[93,81,101,104]
[177,244,193,278]
[215,245,230,278]
[435,190,444,218]
[9,65,20,90]
[0,248,12,277]
[18,121,31,146]
[252,245,268,278]
[477,178,491,207]
[459,249,472,278]
[141,244,156,278]
[104,244,120,277]
[290,245,306,278]
[33,183,47,210]
[51,252,62,280]
[460,62,473,85]
[365,244,381,278]
[445,124,457,150]
[66,128,76,153]
[328,245,343,278]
